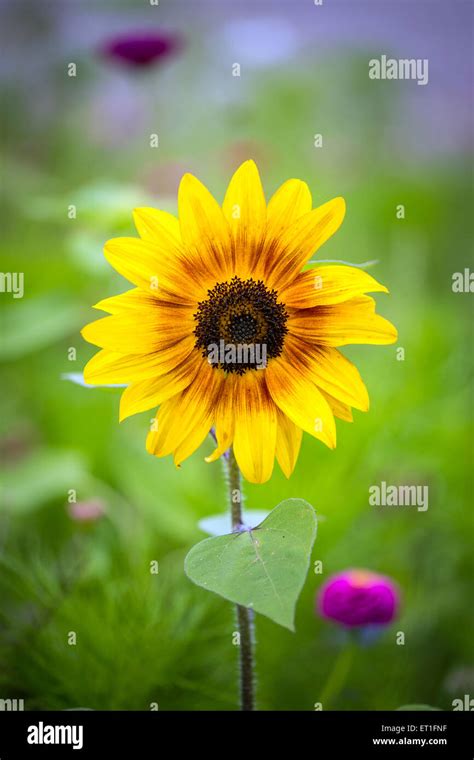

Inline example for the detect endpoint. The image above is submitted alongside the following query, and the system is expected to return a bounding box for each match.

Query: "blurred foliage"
[0,2,472,711]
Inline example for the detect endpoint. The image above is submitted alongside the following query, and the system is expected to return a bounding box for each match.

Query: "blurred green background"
[1,0,473,710]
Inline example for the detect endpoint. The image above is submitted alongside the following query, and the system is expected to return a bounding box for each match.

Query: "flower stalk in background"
[317,569,400,708]
[81,161,397,710]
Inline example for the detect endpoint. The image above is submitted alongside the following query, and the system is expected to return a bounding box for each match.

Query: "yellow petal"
[178,173,232,279]
[205,374,237,463]
[266,179,312,240]
[222,160,266,277]
[104,237,200,304]
[119,353,202,421]
[146,362,223,458]
[265,354,336,449]
[135,205,225,291]
[288,296,398,346]
[319,389,354,422]
[93,288,179,315]
[232,371,277,484]
[281,265,388,308]
[275,410,303,478]
[133,207,181,244]
[82,298,193,353]
[173,420,214,467]
[265,197,346,290]
[83,337,196,385]
[93,290,194,329]
[82,313,163,353]
[284,335,369,411]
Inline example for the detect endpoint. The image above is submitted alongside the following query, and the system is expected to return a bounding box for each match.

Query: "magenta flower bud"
[317,569,399,628]
[101,31,182,68]
[67,499,105,523]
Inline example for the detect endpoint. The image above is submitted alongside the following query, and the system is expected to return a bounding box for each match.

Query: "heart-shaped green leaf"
[184,498,317,631]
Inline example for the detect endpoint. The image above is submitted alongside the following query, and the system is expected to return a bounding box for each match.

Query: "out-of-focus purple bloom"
[317,569,399,628]
[67,499,105,523]
[101,31,182,68]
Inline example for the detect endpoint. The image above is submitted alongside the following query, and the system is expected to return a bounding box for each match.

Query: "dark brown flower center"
[193,276,288,374]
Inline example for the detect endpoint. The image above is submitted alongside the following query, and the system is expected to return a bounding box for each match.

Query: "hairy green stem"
[227,447,255,711]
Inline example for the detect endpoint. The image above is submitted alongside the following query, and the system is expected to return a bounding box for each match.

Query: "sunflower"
[82,161,397,483]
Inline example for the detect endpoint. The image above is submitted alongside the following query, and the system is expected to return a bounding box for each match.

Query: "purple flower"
[101,31,182,68]
[317,569,399,628]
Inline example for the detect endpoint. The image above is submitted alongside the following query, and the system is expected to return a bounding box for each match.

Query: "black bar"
[0,710,472,758]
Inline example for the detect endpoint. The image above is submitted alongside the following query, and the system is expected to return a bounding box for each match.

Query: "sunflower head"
[193,275,289,373]
[82,160,397,483]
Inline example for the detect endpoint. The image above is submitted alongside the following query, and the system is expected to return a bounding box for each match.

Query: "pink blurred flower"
[67,499,105,523]
[100,30,182,68]
[317,569,400,628]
